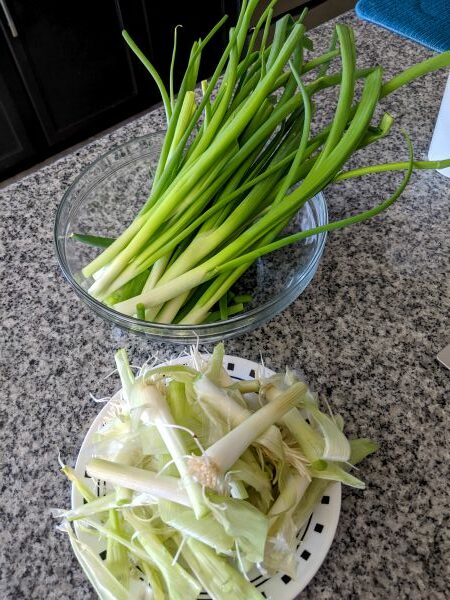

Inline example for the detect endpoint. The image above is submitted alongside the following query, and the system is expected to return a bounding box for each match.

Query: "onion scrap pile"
[56,344,377,599]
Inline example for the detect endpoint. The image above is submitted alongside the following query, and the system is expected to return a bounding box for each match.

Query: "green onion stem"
[314,24,356,165]
[266,14,290,72]
[303,48,340,74]
[201,80,211,127]
[155,291,191,324]
[71,233,114,248]
[381,50,450,97]
[136,303,145,320]
[114,348,135,404]
[169,25,182,110]
[335,158,450,180]
[205,303,244,323]
[122,31,172,122]
[85,458,191,507]
[259,6,274,78]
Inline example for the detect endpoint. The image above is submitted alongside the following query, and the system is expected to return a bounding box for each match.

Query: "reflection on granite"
[1,10,449,600]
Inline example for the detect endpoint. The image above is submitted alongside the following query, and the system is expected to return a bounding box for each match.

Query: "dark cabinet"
[0,1,239,181]
[4,0,146,145]
[0,19,36,172]
[0,60,34,171]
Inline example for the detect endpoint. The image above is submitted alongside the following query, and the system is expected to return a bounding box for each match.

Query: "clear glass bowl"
[54,133,328,344]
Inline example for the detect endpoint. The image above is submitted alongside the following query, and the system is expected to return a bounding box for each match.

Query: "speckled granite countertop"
[1,10,449,600]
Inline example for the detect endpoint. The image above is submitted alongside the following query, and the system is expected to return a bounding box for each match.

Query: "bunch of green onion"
[57,343,378,599]
[75,0,450,324]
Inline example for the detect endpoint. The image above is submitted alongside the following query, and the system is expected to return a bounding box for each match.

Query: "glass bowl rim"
[54,133,328,333]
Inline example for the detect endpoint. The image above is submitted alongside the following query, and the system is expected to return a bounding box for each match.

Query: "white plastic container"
[428,72,450,177]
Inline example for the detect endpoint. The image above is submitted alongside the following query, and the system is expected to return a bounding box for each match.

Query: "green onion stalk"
[74,0,450,324]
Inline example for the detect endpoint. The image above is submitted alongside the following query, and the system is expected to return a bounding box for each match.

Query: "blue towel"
[355,0,450,52]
